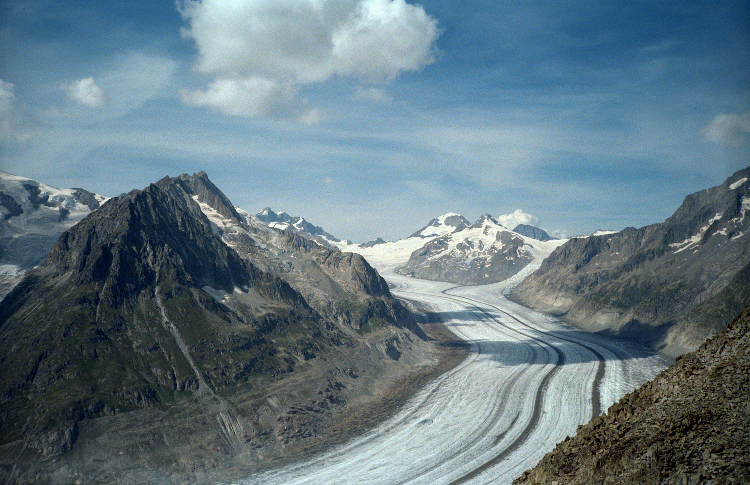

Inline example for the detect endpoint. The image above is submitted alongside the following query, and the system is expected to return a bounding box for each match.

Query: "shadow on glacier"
[421,309,494,325]
[465,330,659,367]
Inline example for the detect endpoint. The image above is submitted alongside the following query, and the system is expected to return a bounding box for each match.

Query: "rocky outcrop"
[510,166,750,356]
[514,304,750,485]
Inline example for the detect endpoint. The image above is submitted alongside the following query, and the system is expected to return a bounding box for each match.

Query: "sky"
[1,0,749,242]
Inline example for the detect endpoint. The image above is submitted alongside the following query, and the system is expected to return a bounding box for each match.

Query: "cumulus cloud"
[177,0,439,119]
[703,111,750,146]
[64,77,106,108]
[496,209,539,229]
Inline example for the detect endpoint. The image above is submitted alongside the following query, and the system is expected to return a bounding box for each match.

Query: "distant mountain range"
[249,208,562,285]
[510,166,750,356]
[0,172,432,483]
[393,213,561,285]
[255,207,345,247]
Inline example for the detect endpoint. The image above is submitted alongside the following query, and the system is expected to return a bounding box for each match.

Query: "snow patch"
[670,212,723,253]
[729,177,748,190]
[202,285,229,302]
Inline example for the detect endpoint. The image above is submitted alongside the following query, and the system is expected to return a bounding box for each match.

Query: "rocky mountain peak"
[1,172,429,481]
[155,172,246,227]
[410,213,470,238]
[469,214,499,229]
[512,224,552,241]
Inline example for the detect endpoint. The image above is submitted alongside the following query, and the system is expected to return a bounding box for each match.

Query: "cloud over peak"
[178,0,439,119]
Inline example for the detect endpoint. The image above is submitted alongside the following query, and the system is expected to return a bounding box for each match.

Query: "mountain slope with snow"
[510,166,750,356]
[0,171,108,300]
[395,214,565,285]
[255,207,344,248]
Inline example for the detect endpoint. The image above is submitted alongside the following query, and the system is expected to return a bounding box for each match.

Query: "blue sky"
[1,0,749,242]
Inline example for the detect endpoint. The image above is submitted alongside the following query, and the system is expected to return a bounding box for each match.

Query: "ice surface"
[239,267,670,485]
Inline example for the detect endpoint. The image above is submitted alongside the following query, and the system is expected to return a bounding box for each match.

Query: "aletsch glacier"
[239,261,670,485]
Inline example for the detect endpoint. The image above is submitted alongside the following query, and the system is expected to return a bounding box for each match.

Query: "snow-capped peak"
[411,213,470,238]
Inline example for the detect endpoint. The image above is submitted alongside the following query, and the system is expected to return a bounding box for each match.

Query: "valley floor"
[236,267,672,485]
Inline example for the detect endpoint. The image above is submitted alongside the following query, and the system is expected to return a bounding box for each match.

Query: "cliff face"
[515,304,750,485]
[510,167,750,356]
[0,173,433,484]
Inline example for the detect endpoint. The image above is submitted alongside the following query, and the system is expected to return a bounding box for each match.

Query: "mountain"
[514,303,750,485]
[409,213,471,238]
[509,166,750,356]
[512,223,552,241]
[0,172,434,484]
[0,171,107,300]
[255,207,343,247]
[394,213,566,285]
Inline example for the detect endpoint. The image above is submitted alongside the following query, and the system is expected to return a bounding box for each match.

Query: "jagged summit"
[410,212,471,238]
[255,206,341,246]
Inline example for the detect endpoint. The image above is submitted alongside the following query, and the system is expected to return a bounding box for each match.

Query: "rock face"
[514,304,750,485]
[396,214,564,285]
[0,172,432,484]
[512,223,552,242]
[510,166,750,356]
[0,171,108,300]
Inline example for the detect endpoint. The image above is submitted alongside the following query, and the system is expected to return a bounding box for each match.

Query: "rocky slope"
[0,171,107,300]
[514,304,750,485]
[0,172,436,484]
[510,166,750,356]
[395,213,564,285]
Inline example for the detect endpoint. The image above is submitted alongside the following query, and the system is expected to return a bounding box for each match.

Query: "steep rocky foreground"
[515,304,750,485]
[0,173,440,484]
[510,166,750,356]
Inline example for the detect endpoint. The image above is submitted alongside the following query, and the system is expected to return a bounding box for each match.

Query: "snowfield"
[238,263,670,485]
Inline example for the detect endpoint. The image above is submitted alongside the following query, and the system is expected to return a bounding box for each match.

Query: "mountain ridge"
[510,166,750,356]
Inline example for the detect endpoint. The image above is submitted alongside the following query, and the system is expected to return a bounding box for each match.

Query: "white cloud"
[353,86,392,103]
[0,80,15,117]
[64,77,106,108]
[496,209,539,229]
[177,0,439,119]
[703,111,750,146]
[102,53,177,114]
[180,76,297,117]
[0,80,34,144]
